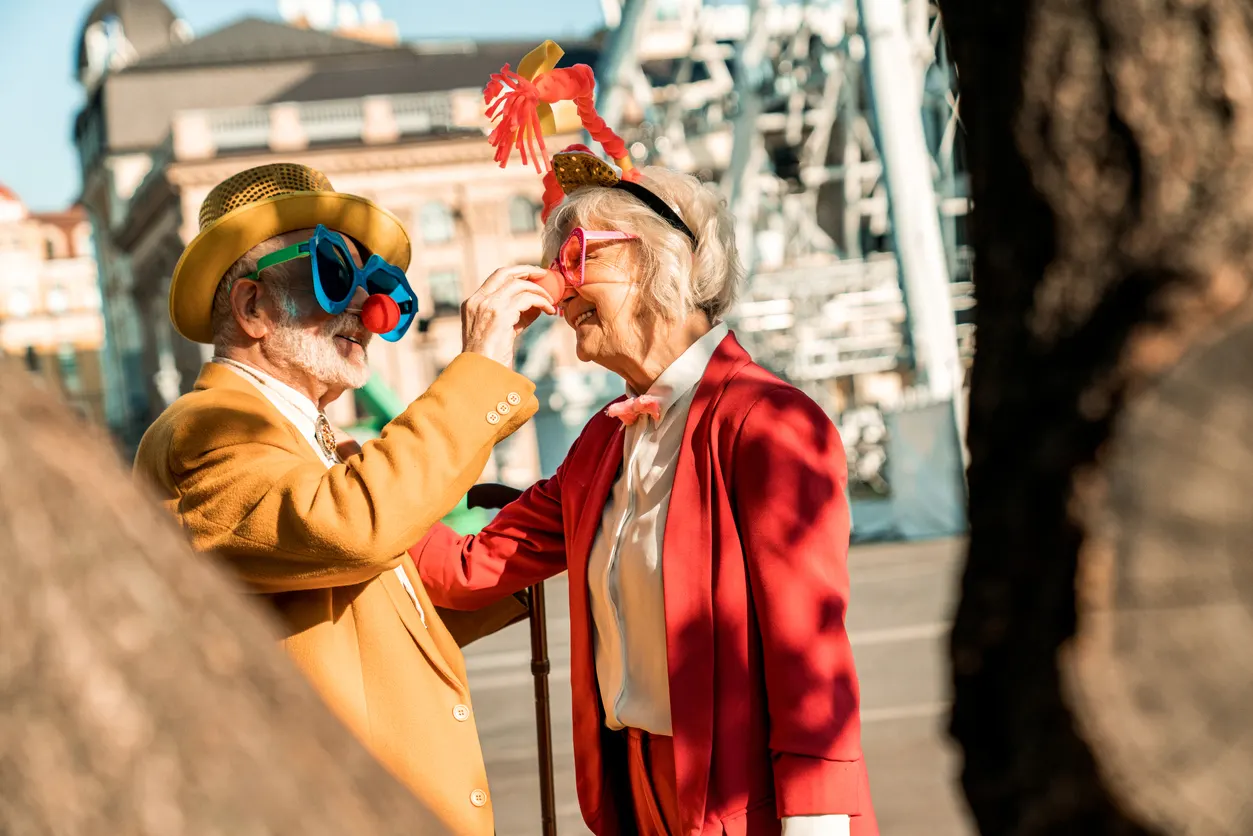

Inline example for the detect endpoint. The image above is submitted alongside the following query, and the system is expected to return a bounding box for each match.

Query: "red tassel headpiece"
[482,40,642,222]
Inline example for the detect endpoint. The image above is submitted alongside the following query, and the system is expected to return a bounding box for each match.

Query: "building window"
[509,196,538,234]
[655,0,681,20]
[74,224,95,258]
[46,287,68,314]
[427,270,461,315]
[7,290,32,318]
[57,344,81,394]
[419,202,455,244]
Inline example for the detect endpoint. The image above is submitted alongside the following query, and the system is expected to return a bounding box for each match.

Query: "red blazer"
[413,334,877,836]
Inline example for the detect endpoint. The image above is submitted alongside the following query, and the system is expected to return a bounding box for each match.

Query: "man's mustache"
[322,312,371,346]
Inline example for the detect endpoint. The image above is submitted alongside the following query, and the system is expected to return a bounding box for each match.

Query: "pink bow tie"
[606,395,662,426]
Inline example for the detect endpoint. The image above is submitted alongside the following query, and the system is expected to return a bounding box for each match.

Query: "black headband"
[611,180,698,246]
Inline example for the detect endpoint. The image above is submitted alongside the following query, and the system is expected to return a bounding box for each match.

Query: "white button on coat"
[506,392,522,406]
[453,704,470,721]
[470,789,488,807]
[497,401,511,415]
[486,411,500,425]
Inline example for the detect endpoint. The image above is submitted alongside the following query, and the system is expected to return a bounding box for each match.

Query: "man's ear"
[229,279,270,340]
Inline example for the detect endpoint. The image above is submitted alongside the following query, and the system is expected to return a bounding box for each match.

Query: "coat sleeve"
[168,353,537,594]
[733,385,868,819]
[411,434,577,610]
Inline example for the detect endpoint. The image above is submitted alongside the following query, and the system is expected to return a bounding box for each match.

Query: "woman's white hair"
[541,166,743,322]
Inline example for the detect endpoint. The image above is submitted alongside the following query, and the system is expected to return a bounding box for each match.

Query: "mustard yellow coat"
[134,355,537,834]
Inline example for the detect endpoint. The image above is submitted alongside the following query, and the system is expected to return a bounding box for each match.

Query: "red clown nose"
[361,294,400,334]
[532,269,565,307]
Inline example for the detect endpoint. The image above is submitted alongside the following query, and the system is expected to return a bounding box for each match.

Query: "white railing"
[209,107,271,150]
[181,91,461,157]
[299,100,366,143]
[392,93,455,134]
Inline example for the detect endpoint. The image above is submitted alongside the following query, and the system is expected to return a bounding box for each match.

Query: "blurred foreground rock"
[0,359,448,834]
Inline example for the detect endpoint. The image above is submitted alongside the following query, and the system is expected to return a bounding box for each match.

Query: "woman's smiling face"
[557,232,650,366]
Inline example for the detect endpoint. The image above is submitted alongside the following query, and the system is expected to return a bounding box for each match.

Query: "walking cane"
[466,484,558,836]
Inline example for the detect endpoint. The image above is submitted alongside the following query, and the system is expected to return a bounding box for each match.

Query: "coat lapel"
[566,420,626,829]
[663,333,752,834]
[380,569,465,692]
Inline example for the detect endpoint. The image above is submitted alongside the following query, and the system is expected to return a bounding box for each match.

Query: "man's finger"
[490,281,558,316]
[505,286,558,317]
[473,265,550,299]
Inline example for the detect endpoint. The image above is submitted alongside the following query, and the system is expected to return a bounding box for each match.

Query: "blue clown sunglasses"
[246,224,419,342]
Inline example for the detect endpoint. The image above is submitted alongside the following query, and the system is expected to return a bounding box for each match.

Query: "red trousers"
[626,727,682,836]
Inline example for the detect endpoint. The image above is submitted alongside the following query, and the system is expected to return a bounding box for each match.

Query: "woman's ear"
[230,279,270,340]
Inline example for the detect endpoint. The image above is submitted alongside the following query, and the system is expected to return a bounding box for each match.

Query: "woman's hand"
[461,265,557,368]
[332,423,363,460]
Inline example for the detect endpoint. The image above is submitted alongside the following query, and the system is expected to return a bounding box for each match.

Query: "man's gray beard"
[264,314,373,391]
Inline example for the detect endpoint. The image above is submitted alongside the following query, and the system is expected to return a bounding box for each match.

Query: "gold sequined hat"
[169,162,411,344]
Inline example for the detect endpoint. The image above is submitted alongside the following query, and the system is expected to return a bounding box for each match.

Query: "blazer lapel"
[380,569,465,692]
[566,421,626,828]
[663,332,752,834]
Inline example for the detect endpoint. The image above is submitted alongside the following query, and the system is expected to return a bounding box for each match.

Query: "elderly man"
[134,163,555,834]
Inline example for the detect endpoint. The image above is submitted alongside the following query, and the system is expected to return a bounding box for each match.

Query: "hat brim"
[170,191,411,344]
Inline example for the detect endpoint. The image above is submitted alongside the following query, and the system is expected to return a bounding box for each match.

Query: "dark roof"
[76,0,178,73]
[267,39,601,101]
[126,17,391,70]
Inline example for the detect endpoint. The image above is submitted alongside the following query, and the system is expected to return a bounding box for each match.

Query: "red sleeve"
[733,386,868,818]
[411,450,571,611]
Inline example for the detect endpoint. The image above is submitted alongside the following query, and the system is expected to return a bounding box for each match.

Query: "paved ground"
[463,537,975,835]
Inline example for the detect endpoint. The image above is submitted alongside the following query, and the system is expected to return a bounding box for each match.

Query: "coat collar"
[693,329,752,404]
[194,359,262,395]
[627,321,730,423]
[212,357,323,425]
[193,362,311,454]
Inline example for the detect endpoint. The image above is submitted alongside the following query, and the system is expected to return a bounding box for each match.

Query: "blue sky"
[0,0,606,211]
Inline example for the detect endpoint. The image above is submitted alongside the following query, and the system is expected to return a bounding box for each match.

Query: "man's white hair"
[541,166,743,322]
[210,235,308,352]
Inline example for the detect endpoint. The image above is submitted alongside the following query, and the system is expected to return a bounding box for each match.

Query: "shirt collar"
[629,322,729,422]
[212,357,322,425]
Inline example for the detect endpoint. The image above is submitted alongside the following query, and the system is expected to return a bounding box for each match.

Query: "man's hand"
[461,266,556,368]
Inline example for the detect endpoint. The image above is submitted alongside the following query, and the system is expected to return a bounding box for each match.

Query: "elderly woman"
[413,42,877,836]
[414,174,876,836]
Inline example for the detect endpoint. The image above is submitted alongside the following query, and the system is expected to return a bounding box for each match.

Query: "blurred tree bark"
[938,1,1253,834]
[0,360,451,834]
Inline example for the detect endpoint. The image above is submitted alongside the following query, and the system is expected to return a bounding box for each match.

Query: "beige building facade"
[0,186,107,423]
[74,0,614,481]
